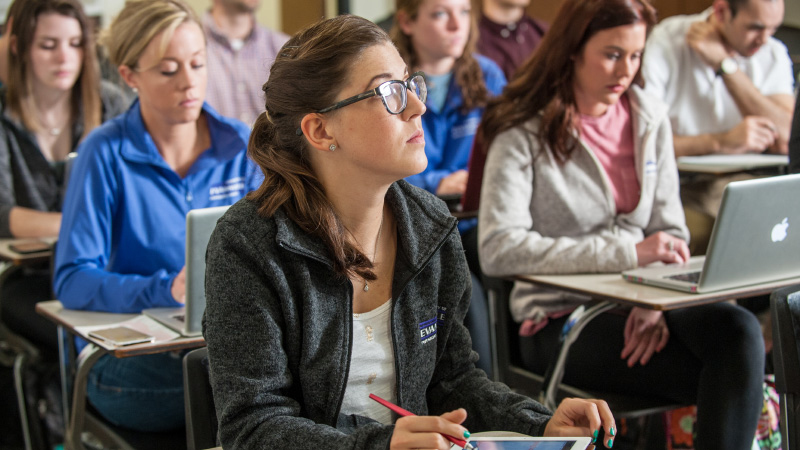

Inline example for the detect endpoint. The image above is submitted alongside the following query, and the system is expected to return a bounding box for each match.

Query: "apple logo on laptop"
[771,218,789,242]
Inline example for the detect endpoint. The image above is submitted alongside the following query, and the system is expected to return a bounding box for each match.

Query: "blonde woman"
[53,0,260,431]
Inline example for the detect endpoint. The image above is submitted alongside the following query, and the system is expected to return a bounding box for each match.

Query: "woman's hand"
[390,409,469,450]
[545,398,616,448]
[171,266,187,303]
[635,231,690,266]
[436,170,469,196]
[621,307,669,367]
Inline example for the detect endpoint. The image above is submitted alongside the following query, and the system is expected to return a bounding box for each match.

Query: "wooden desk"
[35,300,204,450]
[518,272,800,311]
[514,273,800,410]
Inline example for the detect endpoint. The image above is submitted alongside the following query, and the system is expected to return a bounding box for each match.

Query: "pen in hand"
[369,393,475,450]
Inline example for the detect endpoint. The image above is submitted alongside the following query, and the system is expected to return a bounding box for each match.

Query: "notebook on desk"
[143,205,229,336]
[622,174,800,293]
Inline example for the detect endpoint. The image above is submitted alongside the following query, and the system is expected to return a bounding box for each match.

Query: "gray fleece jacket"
[203,180,552,450]
[478,86,689,322]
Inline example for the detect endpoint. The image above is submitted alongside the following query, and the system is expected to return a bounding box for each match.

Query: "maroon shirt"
[477,13,548,81]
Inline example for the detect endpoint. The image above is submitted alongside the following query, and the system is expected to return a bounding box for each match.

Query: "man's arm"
[720,74,793,152]
[673,115,781,157]
[683,20,793,154]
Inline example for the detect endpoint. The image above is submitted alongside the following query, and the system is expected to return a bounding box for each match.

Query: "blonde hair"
[101,0,200,69]
[6,0,101,139]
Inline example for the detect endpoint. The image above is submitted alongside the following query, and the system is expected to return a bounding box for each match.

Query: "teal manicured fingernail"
[609,427,616,436]
[463,430,471,439]
[592,429,598,443]
[607,438,614,448]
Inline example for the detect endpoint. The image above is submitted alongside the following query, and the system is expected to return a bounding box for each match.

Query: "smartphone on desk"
[88,326,155,346]
[9,240,51,254]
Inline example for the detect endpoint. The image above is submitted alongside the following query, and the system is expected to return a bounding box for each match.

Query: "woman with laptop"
[0,0,128,354]
[53,0,260,432]
[203,14,617,450]
[477,0,764,448]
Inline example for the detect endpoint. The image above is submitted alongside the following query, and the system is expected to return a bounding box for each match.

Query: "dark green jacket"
[203,181,552,450]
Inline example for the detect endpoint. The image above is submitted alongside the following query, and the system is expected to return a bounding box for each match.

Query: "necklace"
[49,127,62,136]
[362,210,384,293]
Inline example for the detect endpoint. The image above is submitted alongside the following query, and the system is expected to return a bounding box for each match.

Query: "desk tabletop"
[518,273,800,311]
[35,300,205,357]
[677,154,788,175]
[0,237,56,265]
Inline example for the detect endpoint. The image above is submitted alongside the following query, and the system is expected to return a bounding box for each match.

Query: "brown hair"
[479,0,656,161]
[248,14,392,281]
[6,0,102,140]
[391,0,488,111]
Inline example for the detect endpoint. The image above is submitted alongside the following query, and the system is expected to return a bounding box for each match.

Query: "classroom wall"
[0,0,796,36]
[349,0,393,23]
[786,0,800,28]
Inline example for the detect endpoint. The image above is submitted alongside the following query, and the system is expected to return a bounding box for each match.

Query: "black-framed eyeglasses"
[317,71,427,115]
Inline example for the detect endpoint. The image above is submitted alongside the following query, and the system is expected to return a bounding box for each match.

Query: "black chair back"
[770,284,800,449]
[183,347,217,450]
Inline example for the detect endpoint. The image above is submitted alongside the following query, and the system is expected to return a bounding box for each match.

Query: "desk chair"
[183,347,217,450]
[770,283,800,449]
[484,276,684,419]
[0,262,53,450]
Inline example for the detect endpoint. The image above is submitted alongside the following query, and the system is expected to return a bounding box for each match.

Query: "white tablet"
[451,436,593,450]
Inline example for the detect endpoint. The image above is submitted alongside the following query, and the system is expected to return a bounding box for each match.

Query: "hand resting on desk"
[635,231,690,266]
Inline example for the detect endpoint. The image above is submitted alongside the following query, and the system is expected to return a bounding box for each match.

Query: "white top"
[642,8,795,137]
[340,299,396,425]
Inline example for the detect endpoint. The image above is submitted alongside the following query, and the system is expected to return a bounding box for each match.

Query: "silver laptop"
[143,205,230,336]
[622,173,800,293]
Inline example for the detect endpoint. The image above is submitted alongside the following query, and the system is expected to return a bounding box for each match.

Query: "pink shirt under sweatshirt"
[579,94,640,214]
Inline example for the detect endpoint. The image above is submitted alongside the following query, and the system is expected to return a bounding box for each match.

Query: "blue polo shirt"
[54,100,262,313]
[406,55,506,194]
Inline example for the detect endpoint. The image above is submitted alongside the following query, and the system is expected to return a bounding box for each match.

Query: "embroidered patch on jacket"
[419,317,437,344]
[437,307,447,325]
[451,117,480,140]
[209,177,245,201]
[645,160,658,176]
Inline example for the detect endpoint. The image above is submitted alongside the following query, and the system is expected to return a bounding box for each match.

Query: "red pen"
[369,393,475,450]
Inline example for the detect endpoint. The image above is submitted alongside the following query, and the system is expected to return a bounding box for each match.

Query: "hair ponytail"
[247,15,391,281]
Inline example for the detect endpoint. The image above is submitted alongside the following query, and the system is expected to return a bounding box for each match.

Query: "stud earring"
[329,144,336,151]
[132,87,138,94]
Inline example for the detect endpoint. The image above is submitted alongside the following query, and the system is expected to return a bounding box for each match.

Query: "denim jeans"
[87,351,185,432]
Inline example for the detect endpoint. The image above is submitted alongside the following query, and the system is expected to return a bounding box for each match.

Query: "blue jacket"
[54,100,262,313]
[405,55,506,193]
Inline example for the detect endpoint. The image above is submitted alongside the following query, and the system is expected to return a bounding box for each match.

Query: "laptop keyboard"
[667,271,702,284]
[170,313,186,323]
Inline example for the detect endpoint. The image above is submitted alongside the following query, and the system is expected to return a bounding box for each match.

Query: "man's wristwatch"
[716,57,738,77]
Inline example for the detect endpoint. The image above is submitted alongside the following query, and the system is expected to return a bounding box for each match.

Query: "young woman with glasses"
[202,14,616,450]
[53,0,261,432]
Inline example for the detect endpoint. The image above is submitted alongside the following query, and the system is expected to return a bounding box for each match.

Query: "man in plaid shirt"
[203,0,289,126]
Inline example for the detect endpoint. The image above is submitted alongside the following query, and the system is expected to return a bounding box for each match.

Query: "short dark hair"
[726,0,777,17]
